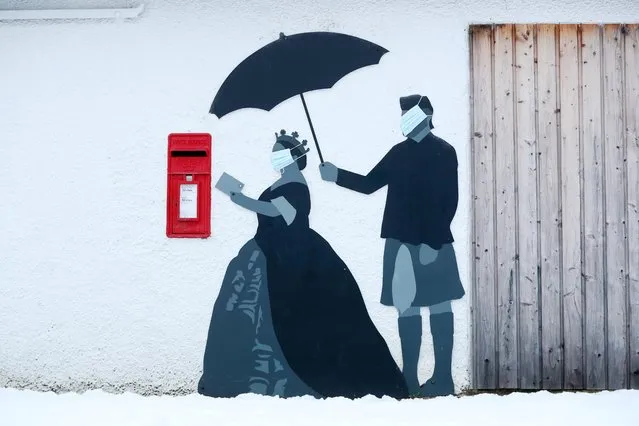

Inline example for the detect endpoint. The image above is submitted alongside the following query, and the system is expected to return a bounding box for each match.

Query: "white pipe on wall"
[0,4,144,21]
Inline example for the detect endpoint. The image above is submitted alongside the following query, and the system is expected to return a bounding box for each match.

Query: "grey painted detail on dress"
[200,240,315,398]
[271,196,297,225]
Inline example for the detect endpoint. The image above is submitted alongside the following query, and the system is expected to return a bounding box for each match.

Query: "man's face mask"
[271,143,308,171]
[400,97,431,137]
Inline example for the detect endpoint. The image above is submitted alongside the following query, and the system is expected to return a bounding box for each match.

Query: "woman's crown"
[275,129,308,149]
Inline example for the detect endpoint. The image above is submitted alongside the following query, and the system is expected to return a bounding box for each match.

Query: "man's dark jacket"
[336,133,458,249]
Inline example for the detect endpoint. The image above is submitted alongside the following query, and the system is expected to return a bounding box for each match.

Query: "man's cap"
[400,94,433,112]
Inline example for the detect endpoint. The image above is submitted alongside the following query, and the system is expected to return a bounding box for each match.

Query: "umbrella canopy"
[210,32,388,118]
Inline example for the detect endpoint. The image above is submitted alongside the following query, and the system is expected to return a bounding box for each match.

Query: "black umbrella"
[209,31,389,163]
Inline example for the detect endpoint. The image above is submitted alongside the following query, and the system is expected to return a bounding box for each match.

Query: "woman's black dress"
[198,182,408,399]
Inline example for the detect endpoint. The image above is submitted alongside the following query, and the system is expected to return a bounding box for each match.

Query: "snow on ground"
[1,388,638,426]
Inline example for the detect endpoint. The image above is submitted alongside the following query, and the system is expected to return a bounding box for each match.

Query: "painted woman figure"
[198,130,408,400]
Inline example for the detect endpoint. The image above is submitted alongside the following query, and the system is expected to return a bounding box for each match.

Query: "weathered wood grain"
[471,25,498,389]
[514,24,541,389]
[537,23,563,389]
[623,23,639,390]
[470,23,638,390]
[559,24,585,389]
[494,24,519,388]
[581,24,607,390]
[602,24,628,390]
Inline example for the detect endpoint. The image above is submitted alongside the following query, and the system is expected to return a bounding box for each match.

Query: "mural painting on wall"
[197,31,464,399]
[320,95,465,397]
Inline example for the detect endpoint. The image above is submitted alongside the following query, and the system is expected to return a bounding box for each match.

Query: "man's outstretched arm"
[319,152,391,195]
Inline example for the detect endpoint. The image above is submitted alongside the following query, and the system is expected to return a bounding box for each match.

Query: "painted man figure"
[319,94,465,397]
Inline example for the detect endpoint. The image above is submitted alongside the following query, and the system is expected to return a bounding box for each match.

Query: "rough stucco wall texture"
[1,0,638,395]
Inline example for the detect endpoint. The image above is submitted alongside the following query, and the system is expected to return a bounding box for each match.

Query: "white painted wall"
[1,0,637,395]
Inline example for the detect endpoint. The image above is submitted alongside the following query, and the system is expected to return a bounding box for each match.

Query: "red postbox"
[166,133,212,238]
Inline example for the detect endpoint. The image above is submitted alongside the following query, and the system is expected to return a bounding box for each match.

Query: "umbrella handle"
[299,93,325,164]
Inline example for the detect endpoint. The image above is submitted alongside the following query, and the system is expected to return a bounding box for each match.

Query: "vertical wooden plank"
[471,25,497,389]
[494,24,518,388]
[624,24,639,390]
[559,24,585,389]
[581,24,607,390]
[537,24,563,389]
[514,24,541,389]
[603,24,628,389]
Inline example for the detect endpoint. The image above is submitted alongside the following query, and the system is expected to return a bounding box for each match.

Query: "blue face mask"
[400,96,431,136]
[271,143,308,171]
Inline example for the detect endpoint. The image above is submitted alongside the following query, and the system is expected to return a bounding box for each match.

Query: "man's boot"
[420,312,455,397]
[398,314,422,395]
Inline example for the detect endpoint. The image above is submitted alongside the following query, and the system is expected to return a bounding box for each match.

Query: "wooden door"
[470,24,639,390]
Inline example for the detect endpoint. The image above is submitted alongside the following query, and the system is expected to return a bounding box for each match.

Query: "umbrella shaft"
[299,93,324,163]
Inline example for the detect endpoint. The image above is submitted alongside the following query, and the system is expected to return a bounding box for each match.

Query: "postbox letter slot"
[171,150,207,157]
